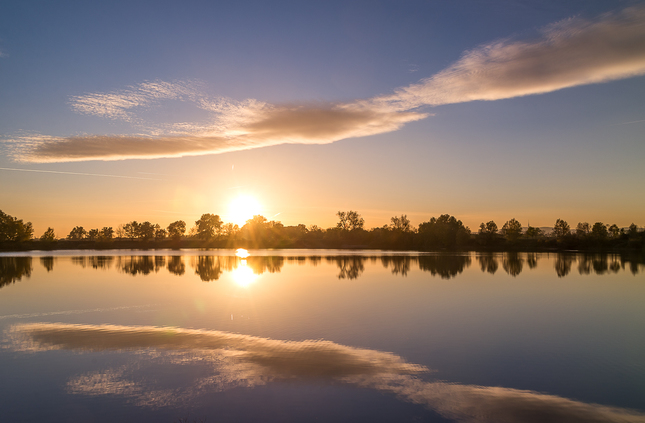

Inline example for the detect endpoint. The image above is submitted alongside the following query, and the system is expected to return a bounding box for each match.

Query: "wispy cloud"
[7,5,645,163]
[70,80,200,122]
[366,5,645,111]
[9,322,645,422]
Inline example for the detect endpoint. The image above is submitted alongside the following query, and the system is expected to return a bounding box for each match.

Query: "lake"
[1,250,644,423]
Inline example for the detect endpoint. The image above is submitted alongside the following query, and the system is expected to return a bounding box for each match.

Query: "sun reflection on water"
[235,248,250,258]
[231,259,257,287]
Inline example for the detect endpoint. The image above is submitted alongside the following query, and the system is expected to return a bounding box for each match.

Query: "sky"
[1,0,644,236]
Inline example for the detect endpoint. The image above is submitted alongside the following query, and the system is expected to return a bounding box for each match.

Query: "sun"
[228,195,262,227]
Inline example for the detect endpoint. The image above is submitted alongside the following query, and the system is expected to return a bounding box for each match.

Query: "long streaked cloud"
[364,5,645,111]
[9,322,645,422]
[7,5,645,163]
[11,105,425,162]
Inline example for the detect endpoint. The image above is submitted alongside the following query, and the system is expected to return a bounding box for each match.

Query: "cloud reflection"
[9,322,645,422]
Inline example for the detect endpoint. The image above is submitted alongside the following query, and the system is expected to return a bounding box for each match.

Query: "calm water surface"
[1,250,644,422]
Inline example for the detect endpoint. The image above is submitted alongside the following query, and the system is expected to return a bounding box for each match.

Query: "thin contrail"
[611,118,645,126]
[0,167,163,181]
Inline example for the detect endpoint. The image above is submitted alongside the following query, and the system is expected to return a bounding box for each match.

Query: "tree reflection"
[154,256,166,271]
[287,256,307,266]
[40,256,55,272]
[578,255,592,275]
[609,259,621,273]
[526,253,538,269]
[7,253,642,285]
[592,255,609,275]
[246,256,284,274]
[72,256,114,269]
[554,254,574,277]
[193,256,224,282]
[381,256,411,276]
[418,255,471,279]
[308,256,322,267]
[118,256,158,276]
[621,254,643,275]
[0,257,32,288]
[331,256,365,280]
[502,253,523,277]
[167,256,185,276]
[478,254,498,274]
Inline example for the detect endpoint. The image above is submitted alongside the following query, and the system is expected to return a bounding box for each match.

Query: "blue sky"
[1,0,644,236]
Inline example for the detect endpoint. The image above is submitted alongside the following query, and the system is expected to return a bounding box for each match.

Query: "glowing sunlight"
[235,248,250,258]
[227,195,262,227]
[231,259,257,287]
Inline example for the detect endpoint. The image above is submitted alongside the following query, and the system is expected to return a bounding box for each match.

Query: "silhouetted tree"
[221,222,239,240]
[167,220,186,241]
[195,214,223,240]
[137,221,157,240]
[552,219,571,239]
[591,222,608,241]
[242,215,269,246]
[628,223,639,237]
[418,214,470,249]
[40,227,56,242]
[100,227,114,240]
[608,224,620,239]
[524,226,543,238]
[390,215,412,232]
[115,224,126,239]
[501,218,522,242]
[478,220,498,246]
[67,226,87,240]
[123,221,138,240]
[576,222,591,237]
[155,228,167,240]
[336,211,364,231]
[0,210,33,242]
[87,228,99,241]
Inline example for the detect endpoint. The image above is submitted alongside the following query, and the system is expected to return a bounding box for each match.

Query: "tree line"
[0,209,643,252]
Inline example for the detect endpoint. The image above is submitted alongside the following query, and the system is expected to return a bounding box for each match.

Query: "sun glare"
[232,259,257,287]
[228,195,262,227]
